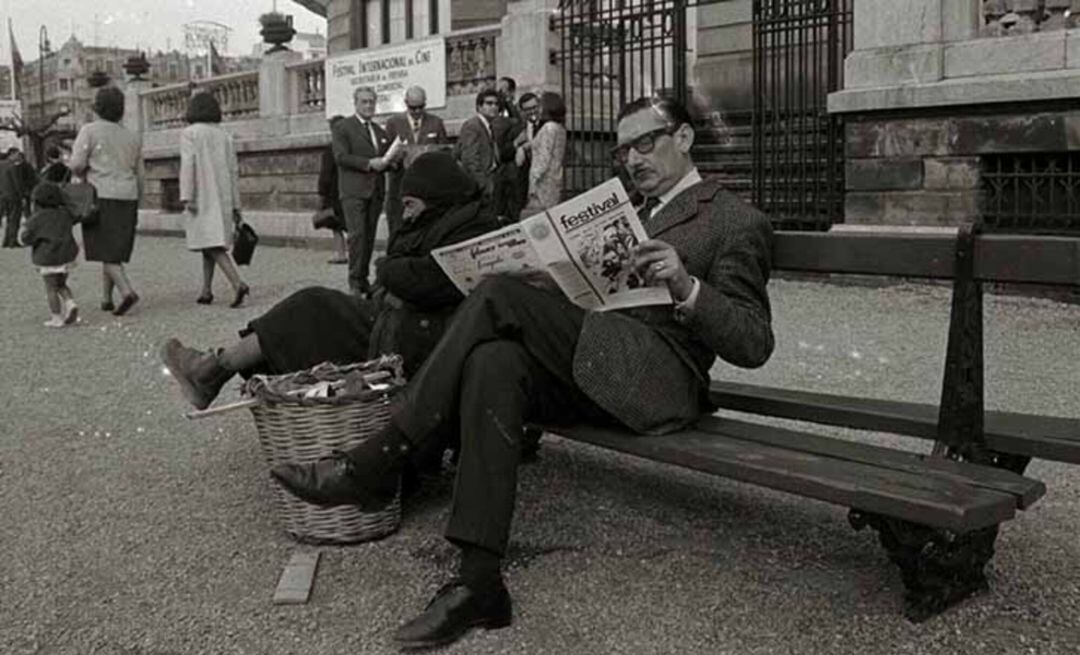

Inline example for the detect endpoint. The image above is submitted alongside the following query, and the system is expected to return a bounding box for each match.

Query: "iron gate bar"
[753,0,851,230]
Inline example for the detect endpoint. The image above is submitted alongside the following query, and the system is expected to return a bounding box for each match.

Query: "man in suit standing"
[273,95,776,649]
[455,89,502,198]
[383,85,448,239]
[334,86,393,296]
[1,149,34,248]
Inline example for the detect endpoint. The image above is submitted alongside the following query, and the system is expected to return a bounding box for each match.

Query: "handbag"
[63,180,99,226]
[232,217,259,266]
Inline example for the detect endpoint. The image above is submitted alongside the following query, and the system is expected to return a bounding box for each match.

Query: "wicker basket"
[244,356,406,545]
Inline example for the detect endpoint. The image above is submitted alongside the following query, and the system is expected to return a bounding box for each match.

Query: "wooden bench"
[546,225,1080,622]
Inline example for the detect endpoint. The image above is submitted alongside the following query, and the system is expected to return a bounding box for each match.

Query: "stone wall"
[844,109,1080,225]
[142,147,325,215]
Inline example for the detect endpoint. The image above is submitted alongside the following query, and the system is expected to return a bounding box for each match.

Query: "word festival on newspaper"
[432,178,673,312]
[557,192,621,232]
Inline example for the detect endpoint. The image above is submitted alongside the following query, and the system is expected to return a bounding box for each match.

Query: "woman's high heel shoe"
[230,284,250,308]
[196,293,214,305]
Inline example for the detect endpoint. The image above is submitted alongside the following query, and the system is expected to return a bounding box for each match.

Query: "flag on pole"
[209,40,224,76]
[8,19,23,100]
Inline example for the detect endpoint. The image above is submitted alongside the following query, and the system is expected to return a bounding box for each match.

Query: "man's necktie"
[362,120,377,150]
[638,196,661,223]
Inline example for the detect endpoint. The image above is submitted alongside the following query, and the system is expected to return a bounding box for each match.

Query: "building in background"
[16,35,262,134]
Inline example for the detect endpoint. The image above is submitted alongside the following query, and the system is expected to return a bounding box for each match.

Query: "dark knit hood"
[401,151,479,210]
[32,181,65,208]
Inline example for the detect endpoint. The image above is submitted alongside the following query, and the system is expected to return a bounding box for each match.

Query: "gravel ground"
[1,237,1078,655]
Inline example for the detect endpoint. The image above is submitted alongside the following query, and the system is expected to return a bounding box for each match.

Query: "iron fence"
[982,153,1080,235]
[752,0,852,230]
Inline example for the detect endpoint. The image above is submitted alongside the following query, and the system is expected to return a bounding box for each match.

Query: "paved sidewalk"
[1,237,1078,655]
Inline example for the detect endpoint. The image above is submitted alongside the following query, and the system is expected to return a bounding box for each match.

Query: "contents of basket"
[244,355,406,544]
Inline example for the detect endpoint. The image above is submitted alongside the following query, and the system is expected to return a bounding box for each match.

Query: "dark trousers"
[392,277,614,555]
[493,163,524,222]
[341,194,382,295]
[2,198,23,247]
[384,170,404,241]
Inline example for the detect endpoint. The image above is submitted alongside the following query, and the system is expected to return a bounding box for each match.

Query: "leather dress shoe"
[271,451,398,511]
[393,578,512,650]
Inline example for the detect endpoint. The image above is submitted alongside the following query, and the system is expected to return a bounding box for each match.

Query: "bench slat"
[696,416,1045,509]
[773,232,1080,286]
[709,381,1080,464]
[551,422,1022,533]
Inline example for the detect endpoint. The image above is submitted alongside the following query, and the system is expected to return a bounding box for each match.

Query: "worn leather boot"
[159,338,234,410]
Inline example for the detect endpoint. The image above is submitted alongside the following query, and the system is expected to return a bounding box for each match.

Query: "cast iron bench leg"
[848,450,1032,622]
[848,510,998,622]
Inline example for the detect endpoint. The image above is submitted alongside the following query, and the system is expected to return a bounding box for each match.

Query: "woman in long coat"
[69,86,143,315]
[523,92,568,215]
[180,92,249,307]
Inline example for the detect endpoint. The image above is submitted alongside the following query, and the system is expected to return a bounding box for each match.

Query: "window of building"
[59,78,68,91]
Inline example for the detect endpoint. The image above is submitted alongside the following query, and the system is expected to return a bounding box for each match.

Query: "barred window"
[981,154,1080,235]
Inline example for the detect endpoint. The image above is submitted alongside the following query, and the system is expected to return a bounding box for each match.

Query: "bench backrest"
[762,228,1079,468]
[772,231,1080,286]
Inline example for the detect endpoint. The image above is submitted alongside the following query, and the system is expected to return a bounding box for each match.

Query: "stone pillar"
[122,79,152,135]
[844,0,950,89]
[259,49,303,118]
[497,0,561,93]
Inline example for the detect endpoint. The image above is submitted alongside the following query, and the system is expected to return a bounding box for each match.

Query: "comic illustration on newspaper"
[431,178,673,311]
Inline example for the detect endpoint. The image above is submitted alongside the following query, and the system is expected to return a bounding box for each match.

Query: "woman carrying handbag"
[69,86,142,315]
[180,92,250,308]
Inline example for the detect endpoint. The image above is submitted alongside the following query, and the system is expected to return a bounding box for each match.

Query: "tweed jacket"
[572,176,775,434]
[454,115,499,194]
[332,115,391,199]
[384,111,448,146]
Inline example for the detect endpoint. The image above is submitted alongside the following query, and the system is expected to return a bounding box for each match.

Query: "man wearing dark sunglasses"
[384,86,449,238]
[273,95,775,650]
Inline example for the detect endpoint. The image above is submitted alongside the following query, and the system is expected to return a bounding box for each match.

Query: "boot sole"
[159,340,213,411]
[394,614,512,651]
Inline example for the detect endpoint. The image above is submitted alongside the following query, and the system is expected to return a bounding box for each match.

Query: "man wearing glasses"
[273,95,775,649]
[384,86,448,238]
[455,89,504,197]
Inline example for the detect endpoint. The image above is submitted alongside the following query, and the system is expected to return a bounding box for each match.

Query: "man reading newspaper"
[272,95,776,649]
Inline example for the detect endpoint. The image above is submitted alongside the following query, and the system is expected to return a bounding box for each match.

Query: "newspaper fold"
[432,178,673,311]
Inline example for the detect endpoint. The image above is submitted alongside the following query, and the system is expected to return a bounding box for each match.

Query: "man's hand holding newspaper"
[431,178,674,311]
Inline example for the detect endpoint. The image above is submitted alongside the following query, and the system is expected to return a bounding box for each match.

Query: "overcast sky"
[2,0,325,63]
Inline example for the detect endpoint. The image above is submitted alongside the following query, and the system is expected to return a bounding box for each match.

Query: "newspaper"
[431,178,673,311]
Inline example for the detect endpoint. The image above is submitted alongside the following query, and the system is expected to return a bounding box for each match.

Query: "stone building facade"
[829,0,1080,232]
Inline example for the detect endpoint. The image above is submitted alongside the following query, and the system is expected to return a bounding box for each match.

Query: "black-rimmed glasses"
[611,125,679,164]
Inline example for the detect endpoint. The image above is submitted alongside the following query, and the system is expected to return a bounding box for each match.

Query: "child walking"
[20,182,80,327]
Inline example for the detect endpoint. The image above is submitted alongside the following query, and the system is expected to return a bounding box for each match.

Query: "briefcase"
[232,221,259,266]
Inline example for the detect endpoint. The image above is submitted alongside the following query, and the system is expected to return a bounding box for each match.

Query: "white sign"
[325,37,447,118]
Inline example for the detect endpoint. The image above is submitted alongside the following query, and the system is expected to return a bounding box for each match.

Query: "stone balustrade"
[445,26,499,96]
[288,58,327,114]
[982,0,1080,35]
[143,70,260,130]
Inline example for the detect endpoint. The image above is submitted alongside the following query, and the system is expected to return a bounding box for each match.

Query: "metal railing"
[982,153,1080,235]
[753,0,853,230]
